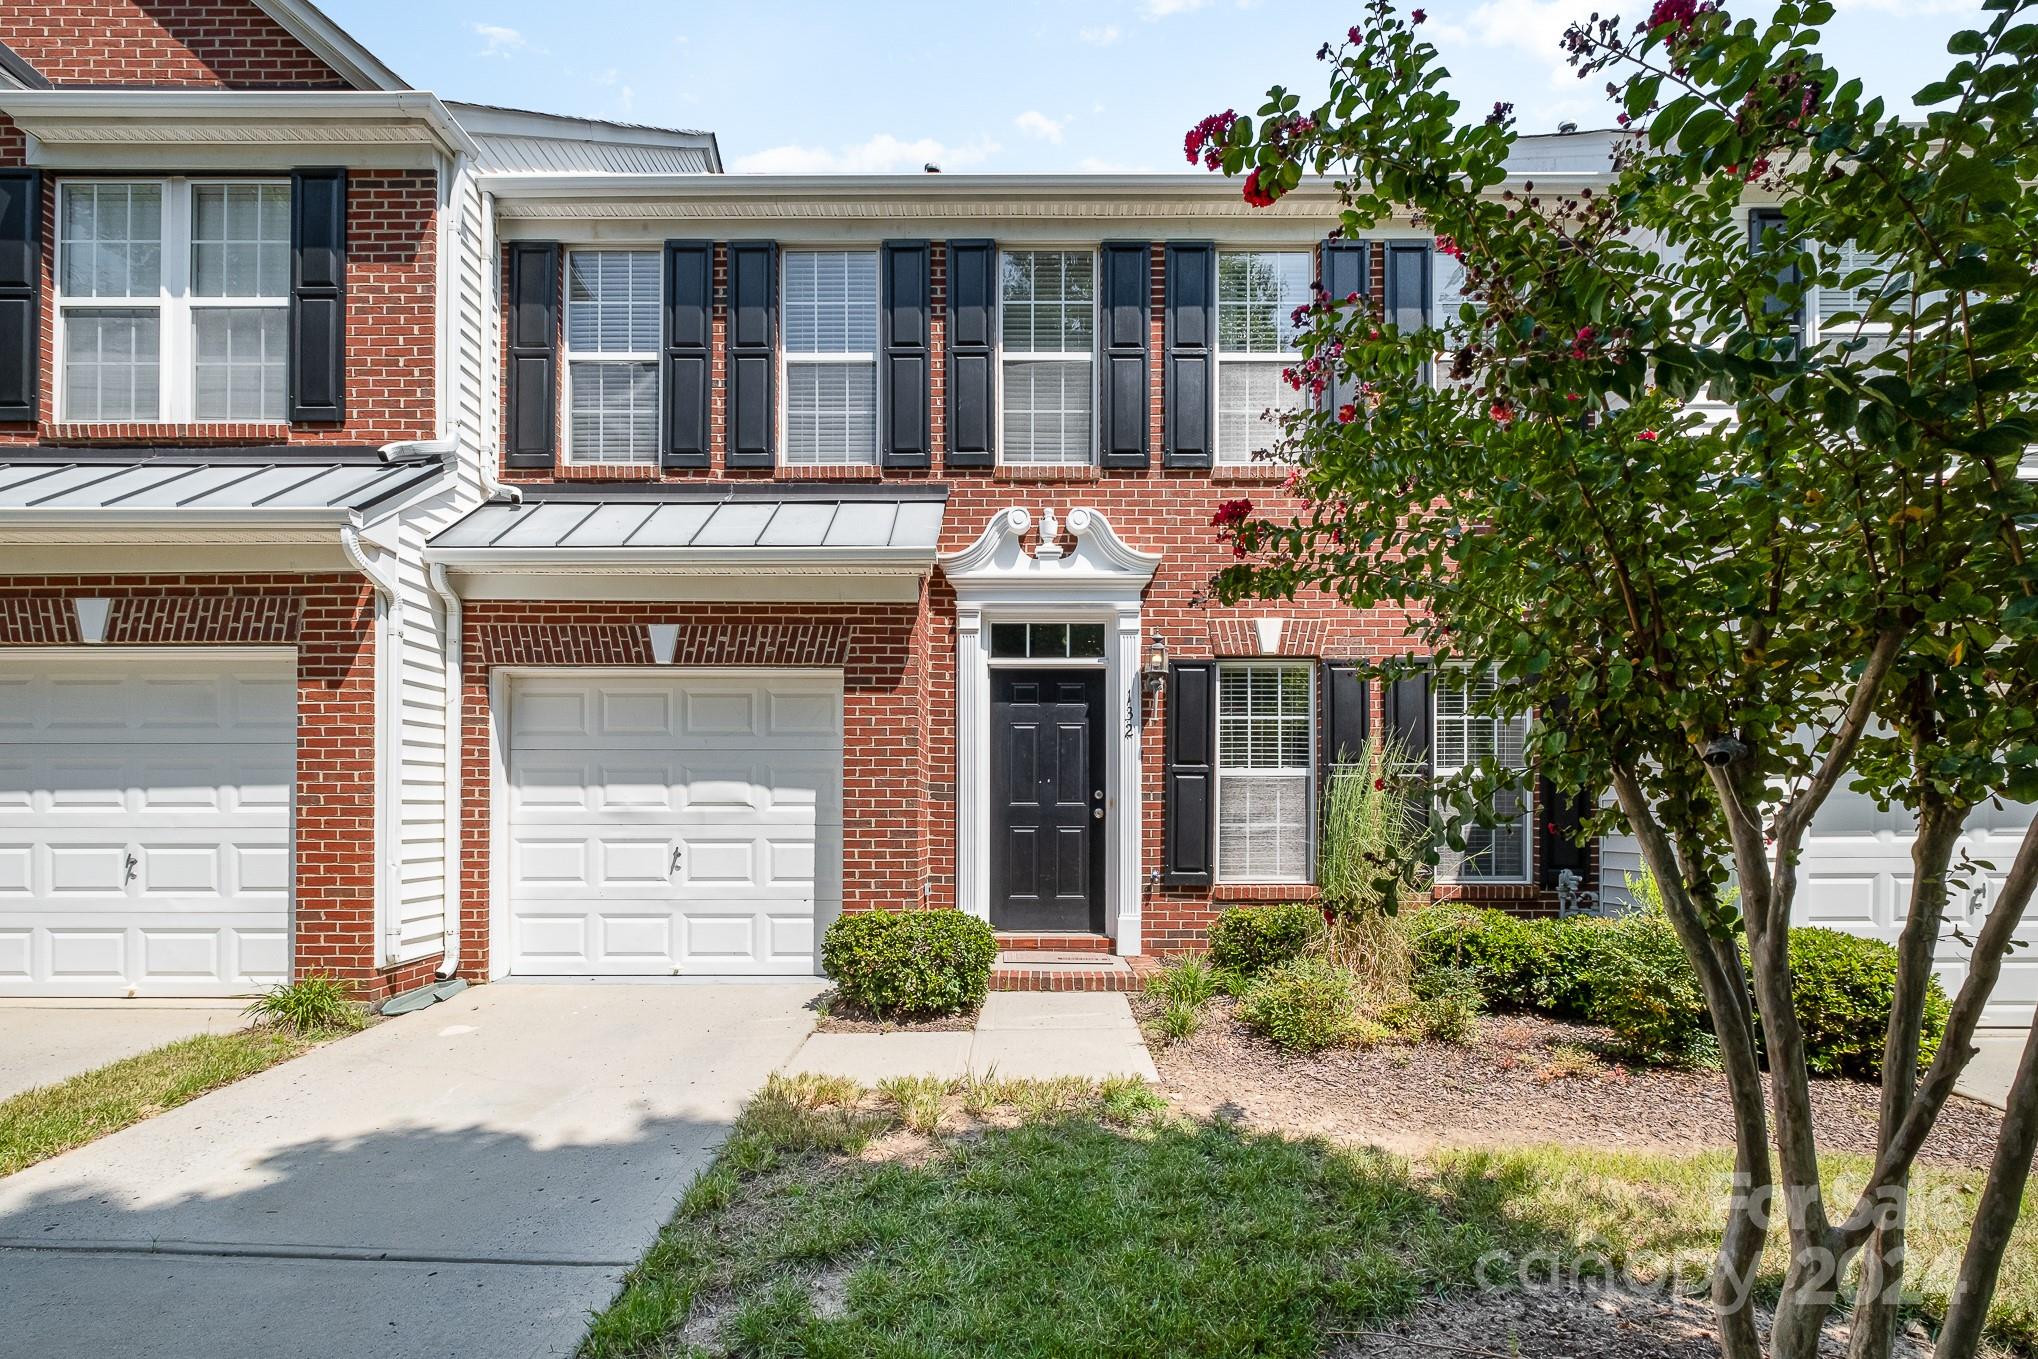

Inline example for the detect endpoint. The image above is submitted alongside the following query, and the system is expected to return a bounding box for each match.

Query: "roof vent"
[1558,120,1579,134]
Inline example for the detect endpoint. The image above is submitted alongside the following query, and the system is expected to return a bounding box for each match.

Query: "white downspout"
[339,523,403,966]
[426,561,464,979]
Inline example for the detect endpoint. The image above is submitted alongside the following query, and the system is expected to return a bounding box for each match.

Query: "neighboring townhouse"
[0,4,2025,1020]
[0,0,715,1000]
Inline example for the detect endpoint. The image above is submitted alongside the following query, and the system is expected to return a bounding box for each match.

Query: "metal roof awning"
[0,449,447,544]
[427,483,949,603]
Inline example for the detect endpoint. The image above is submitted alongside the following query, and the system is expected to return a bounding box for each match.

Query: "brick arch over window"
[0,2,354,89]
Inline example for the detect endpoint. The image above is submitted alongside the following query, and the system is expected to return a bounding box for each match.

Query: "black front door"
[990,669,1105,932]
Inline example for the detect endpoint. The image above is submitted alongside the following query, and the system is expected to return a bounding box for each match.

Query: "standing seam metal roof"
[0,457,444,513]
[429,491,946,553]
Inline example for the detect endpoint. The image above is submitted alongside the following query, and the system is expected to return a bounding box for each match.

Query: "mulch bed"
[1141,998,2005,1167]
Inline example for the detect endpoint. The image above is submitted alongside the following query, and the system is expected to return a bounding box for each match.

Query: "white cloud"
[1078,24,1120,45]
[1077,156,1160,173]
[1142,0,1211,16]
[731,134,1001,175]
[473,23,528,58]
[1014,110,1068,143]
[1831,0,1977,11]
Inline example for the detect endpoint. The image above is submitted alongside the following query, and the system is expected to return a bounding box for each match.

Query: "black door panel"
[990,670,1105,931]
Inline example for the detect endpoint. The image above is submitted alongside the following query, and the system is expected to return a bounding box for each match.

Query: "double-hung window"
[783,249,879,465]
[1432,664,1533,883]
[564,249,660,464]
[1215,663,1315,884]
[1812,241,1908,362]
[999,250,1094,464]
[57,179,289,423]
[1216,250,1311,464]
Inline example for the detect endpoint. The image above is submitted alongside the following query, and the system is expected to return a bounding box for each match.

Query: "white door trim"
[938,507,1160,953]
[487,664,845,978]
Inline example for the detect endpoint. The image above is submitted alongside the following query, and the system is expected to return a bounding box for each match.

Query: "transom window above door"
[564,249,660,464]
[57,179,290,423]
[989,621,1106,660]
[1216,250,1312,464]
[783,249,880,466]
[1000,250,1095,466]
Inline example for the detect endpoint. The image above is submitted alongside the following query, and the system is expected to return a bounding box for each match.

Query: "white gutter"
[425,562,464,980]
[425,546,937,571]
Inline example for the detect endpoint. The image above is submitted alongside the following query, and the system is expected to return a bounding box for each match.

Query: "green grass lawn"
[0,1028,314,1176]
[583,1074,2038,1359]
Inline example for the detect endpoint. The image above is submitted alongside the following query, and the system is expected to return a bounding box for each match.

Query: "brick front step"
[993,931,1114,954]
[990,950,1158,993]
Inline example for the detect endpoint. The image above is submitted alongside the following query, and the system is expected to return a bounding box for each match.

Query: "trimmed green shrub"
[1582,909,1710,1063]
[1236,958,1362,1052]
[1781,927,1948,1079]
[1536,915,1614,1019]
[1405,905,1549,1010]
[1389,963,1484,1043]
[1208,903,1324,978]
[821,909,997,1021]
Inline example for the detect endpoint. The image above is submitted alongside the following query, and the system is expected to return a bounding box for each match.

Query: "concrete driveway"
[0,980,821,1359]
[0,999,251,1101]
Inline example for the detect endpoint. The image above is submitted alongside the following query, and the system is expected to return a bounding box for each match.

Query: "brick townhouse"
[3,1,2022,1016]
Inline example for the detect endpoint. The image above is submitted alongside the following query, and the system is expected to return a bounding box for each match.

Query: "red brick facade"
[0,2,352,88]
[477,238,1572,967]
[0,574,430,1000]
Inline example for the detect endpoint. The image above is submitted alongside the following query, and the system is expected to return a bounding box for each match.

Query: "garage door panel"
[0,653,295,996]
[507,672,839,977]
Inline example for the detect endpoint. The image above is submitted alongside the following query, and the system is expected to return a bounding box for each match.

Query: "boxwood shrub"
[1207,903,1324,978]
[1783,927,1948,1079]
[821,909,998,1021]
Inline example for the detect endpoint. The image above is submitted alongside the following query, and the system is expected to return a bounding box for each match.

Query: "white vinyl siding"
[1433,665,1532,884]
[57,179,290,424]
[1000,250,1094,464]
[783,249,879,465]
[1216,250,1311,463]
[1215,663,1315,884]
[564,249,660,464]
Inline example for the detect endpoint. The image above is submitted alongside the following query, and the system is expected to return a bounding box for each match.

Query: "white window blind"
[1216,663,1314,884]
[564,249,660,464]
[1433,664,1533,884]
[1000,250,1094,465]
[784,249,879,465]
[1216,250,1310,464]
[57,180,294,425]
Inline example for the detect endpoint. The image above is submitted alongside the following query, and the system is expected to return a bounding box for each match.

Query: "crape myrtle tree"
[1190,1,2038,1356]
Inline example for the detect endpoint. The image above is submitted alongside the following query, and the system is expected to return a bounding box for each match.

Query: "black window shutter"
[661,240,712,469]
[1162,241,1214,468]
[504,241,559,469]
[1323,239,1370,414]
[725,240,777,469]
[1748,207,1804,351]
[1538,779,1593,889]
[880,240,931,467]
[1097,241,1151,469]
[1320,662,1370,776]
[944,239,995,468]
[1384,665,1433,774]
[0,169,40,424]
[1164,661,1217,885]
[288,167,346,423]
[1383,241,1431,332]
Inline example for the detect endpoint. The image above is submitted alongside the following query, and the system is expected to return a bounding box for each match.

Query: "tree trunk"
[1848,801,1967,1359]
[1935,1021,2038,1358]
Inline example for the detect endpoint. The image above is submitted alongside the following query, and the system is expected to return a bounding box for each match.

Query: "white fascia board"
[441,568,924,604]
[425,546,937,573]
[0,91,479,162]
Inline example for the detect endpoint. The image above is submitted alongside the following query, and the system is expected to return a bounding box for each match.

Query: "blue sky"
[324,0,1986,173]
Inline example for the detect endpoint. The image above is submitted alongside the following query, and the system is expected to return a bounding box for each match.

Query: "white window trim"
[996,246,1098,468]
[1214,248,1311,466]
[1213,660,1317,887]
[561,247,661,467]
[1431,661,1534,886]
[54,176,290,426]
[779,246,881,467]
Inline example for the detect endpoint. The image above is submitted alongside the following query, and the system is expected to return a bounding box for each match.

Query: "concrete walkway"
[786,991,1159,1083]
[1957,1028,2030,1111]
[0,998,251,1101]
[0,980,821,1359]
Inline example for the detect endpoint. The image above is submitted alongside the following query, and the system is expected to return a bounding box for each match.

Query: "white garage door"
[504,671,842,976]
[1603,791,2037,1025]
[1797,788,2037,1026]
[0,651,294,997]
